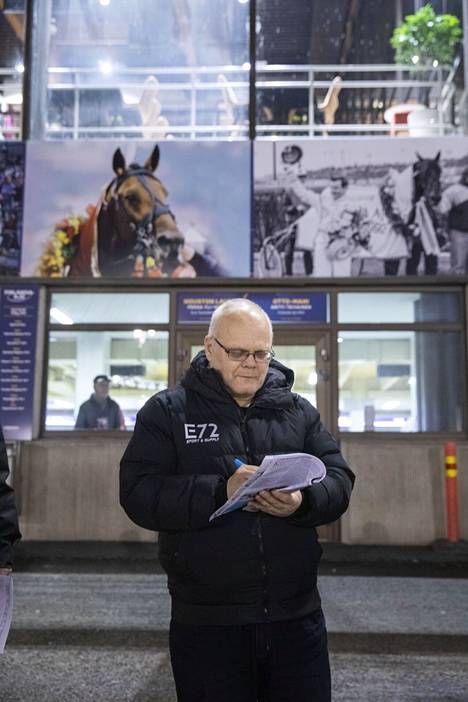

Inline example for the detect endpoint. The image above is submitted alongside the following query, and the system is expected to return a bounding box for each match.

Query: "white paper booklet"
[0,575,13,654]
[209,452,326,521]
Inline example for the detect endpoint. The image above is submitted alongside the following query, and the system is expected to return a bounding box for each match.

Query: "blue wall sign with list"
[0,285,39,440]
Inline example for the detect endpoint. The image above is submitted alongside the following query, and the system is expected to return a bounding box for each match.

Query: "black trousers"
[169,609,331,702]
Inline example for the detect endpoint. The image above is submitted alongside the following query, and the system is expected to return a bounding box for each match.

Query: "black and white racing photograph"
[253,137,468,277]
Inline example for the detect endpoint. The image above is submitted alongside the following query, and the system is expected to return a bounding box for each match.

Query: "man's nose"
[241,353,257,366]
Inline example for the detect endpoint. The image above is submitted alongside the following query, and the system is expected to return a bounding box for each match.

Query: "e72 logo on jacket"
[184,423,220,444]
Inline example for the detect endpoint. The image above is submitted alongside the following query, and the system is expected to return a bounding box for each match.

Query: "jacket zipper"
[239,412,252,463]
[240,409,270,620]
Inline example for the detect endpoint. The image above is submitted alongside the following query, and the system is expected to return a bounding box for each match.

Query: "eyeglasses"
[213,337,274,363]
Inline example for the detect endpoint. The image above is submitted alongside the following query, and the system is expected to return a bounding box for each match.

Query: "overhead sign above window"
[177,292,328,324]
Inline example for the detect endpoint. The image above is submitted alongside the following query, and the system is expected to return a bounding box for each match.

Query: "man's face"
[204,314,273,405]
[94,380,110,400]
[283,161,302,178]
[330,179,345,200]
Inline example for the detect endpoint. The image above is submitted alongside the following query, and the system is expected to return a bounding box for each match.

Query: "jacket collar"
[181,352,295,410]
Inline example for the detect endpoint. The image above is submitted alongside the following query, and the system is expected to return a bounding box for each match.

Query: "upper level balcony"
[1,59,463,141]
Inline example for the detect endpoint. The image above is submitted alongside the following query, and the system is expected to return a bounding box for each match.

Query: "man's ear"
[204,335,214,364]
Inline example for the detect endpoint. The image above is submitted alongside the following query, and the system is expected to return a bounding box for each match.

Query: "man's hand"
[248,489,303,517]
[226,463,258,499]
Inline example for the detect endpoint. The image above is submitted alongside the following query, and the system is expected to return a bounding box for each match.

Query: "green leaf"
[390,3,461,65]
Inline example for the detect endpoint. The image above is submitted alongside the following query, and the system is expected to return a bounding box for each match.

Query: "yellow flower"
[69,217,80,231]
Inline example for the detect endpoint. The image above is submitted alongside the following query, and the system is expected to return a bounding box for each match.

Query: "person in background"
[120,298,354,702]
[315,175,354,276]
[279,144,321,275]
[0,425,21,574]
[75,374,125,430]
[377,172,410,275]
[439,167,468,275]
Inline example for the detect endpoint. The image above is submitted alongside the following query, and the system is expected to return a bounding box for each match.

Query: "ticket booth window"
[337,291,464,432]
[46,330,169,431]
[46,292,169,431]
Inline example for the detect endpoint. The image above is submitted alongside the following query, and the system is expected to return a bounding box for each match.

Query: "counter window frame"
[42,287,172,437]
[335,285,467,437]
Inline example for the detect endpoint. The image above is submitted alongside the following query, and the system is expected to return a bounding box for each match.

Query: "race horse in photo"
[68,145,222,278]
[392,151,443,276]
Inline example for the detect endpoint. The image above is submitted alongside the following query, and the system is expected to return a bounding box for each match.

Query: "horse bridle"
[103,166,179,263]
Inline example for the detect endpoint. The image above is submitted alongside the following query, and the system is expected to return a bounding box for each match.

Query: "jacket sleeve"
[120,395,226,532]
[0,428,22,567]
[288,399,355,528]
[75,403,87,429]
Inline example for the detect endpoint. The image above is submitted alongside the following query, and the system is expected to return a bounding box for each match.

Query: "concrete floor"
[2,648,468,702]
[1,546,467,701]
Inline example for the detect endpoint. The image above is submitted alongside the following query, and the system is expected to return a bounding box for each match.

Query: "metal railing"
[46,64,250,140]
[0,62,461,139]
[255,63,457,137]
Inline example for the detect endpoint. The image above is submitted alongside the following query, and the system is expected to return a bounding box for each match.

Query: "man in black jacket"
[120,299,354,702]
[75,374,125,430]
[0,425,21,574]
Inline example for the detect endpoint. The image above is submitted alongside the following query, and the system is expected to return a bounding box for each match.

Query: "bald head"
[204,299,273,406]
[208,299,273,341]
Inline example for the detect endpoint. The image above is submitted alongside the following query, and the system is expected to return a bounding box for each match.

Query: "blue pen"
[233,458,244,469]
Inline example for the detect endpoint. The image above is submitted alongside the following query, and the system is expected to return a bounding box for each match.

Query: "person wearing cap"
[75,375,125,430]
[279,145,321,275]
[0,424,21,575]
[439,168,468,275]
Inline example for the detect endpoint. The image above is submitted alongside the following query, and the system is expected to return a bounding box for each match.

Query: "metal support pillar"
[461,0,468,133]
[22,0,52,139]
[248,0,256,140]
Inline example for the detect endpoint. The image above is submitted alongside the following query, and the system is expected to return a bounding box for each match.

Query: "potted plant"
[390,3,461,67]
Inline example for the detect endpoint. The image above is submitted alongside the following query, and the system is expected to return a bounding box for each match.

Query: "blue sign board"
[177,292,328,324]
[249,293,328,324]
[0,285,39,440]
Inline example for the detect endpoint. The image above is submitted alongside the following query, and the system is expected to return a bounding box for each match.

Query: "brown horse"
[69,145,196,278]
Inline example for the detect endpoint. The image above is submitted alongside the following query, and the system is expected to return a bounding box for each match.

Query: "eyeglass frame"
[213,337,275,363]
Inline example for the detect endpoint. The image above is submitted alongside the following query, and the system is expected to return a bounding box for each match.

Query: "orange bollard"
[444,442,460,543]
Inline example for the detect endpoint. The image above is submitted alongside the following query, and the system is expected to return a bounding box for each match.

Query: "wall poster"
[254,137,468,278]
[22,141,251,279]
[0,141,25,277]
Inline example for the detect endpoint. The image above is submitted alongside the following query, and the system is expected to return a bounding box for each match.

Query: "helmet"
[281,145,303,165]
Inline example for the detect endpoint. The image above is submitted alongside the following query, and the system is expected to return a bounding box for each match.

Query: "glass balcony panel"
[46,0,250,139]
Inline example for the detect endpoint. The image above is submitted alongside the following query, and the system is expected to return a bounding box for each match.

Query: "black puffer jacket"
[0,426,21,567]
[120,353,354,625]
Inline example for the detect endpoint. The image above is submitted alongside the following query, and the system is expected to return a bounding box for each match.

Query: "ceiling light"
[98,60,113,75]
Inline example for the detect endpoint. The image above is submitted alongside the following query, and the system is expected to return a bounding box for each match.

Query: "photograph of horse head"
[22,140,250,278]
